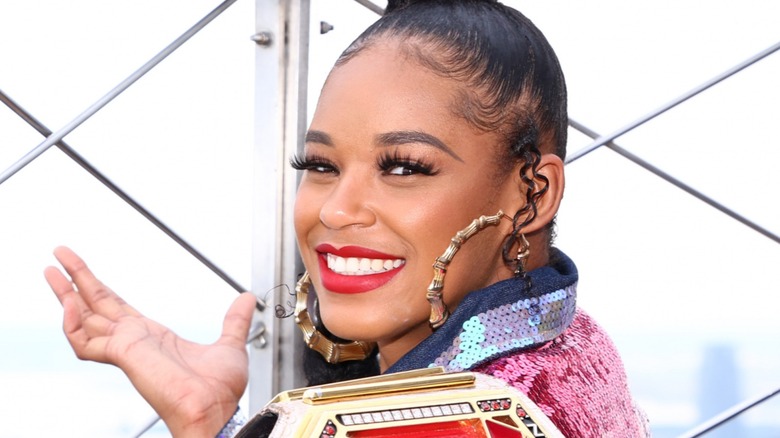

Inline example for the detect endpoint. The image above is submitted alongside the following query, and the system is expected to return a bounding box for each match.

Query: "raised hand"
[45,246,257,437]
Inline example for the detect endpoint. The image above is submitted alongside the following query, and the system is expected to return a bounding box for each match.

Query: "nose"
[319,173,376,229]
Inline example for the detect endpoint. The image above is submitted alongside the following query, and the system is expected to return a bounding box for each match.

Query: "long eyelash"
[290,153,334,171]
[376,151,438,175]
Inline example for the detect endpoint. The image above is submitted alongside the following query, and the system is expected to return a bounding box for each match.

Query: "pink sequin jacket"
[474,309,649,437]
[386,249,650,437]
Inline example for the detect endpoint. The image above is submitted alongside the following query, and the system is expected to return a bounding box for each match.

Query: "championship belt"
[236,367,563,437]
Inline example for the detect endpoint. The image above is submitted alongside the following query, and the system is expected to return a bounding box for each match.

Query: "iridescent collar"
[386,248,578,374]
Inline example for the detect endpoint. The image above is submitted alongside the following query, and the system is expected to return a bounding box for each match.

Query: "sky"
[0,0,779,436]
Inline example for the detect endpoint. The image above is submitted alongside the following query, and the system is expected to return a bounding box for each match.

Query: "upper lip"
[315,243,403,259]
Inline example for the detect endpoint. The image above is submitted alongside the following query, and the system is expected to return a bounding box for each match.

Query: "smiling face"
[293,41,523,369]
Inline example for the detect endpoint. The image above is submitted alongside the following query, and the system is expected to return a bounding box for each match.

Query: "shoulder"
[474,309,650,437]
[474,309,622,391]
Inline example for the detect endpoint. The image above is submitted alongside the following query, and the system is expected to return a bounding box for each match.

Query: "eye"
[290,154,338,174]
[387,165,417,176]
[377,152,437,176]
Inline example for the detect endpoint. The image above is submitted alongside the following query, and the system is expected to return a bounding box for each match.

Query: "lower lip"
[317,254,404,294]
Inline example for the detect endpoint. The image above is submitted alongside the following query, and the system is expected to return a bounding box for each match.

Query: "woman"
[46,0,648,436]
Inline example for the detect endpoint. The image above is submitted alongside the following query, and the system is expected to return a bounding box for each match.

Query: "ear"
[505,153,565,234]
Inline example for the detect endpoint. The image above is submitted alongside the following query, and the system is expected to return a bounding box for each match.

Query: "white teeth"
[327,254,405,276]
[334,256,346,272]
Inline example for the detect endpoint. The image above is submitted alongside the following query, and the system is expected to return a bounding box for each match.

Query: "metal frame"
[0,89,255,301]
[248,0,310,409]
[678,385,780,438]
[569,117,780,245]
[0,0,777,435]
[566,41,780,164]
[0,0,240,185]
[0,0,310,431]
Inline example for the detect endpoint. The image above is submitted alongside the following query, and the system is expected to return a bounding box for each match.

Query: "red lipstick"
[315,244,405,294]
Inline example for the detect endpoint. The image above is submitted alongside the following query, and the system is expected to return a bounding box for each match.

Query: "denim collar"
[386,248,578,373]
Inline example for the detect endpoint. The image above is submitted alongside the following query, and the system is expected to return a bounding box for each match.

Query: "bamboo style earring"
[514,233,530,276]
[294,272,376,363]
[427,210,507,330]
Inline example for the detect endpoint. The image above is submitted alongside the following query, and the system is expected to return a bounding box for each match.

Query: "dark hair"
[304,0,567,385]
[338,0,567,273]
[340,0,567,156]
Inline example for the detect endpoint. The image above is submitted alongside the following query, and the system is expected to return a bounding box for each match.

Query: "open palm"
[45,246,257,437]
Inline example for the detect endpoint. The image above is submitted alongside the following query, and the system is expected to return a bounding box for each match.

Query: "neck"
[376,323,433,372]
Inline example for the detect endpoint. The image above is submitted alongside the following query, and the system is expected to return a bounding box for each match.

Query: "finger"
[218,293,256,347]
[48,264,115,340]
[44,265,80,305]
[45,265,94,326]
[62,294,88,346]
[81,310,116,339]
[61,295,110,363]
[52,246,140,319]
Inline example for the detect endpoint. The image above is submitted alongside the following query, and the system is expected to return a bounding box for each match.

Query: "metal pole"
[676,385,780,438]
[569,118,780,245]
[131,415,160,438]
[249,0,310,412]
[0,0,239,185]
[566,40,780,164]
[0,89,262,307]
[353,0,384,15]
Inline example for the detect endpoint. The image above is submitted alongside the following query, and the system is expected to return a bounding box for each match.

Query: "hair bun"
[385,0,498,14]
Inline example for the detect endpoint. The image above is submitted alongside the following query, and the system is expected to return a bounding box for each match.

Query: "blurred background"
[0,0,778,436]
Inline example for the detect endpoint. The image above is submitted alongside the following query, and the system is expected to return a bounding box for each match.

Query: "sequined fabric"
[432,284,577,372]
[474,310,650,437]
[218,407,247,438]
[387,248,579,373]
[387,249,649,437]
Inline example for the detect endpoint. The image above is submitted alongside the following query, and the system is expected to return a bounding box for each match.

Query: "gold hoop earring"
[294,272,376,364]
[427,210,507,330]
[514,233,530,275]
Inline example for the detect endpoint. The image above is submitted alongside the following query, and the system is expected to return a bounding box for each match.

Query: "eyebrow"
[304,130,333,146]
[305,129,464,163]
[376,131,463,162]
